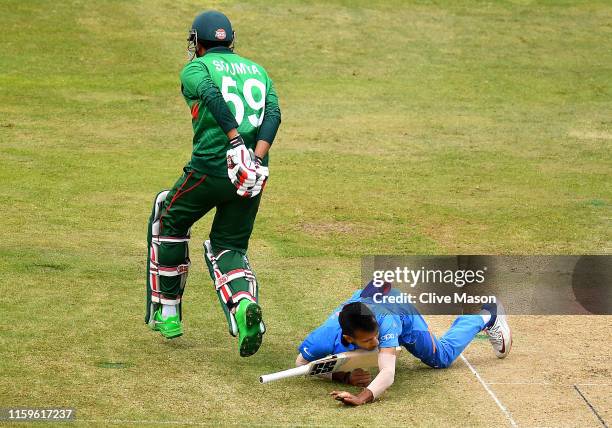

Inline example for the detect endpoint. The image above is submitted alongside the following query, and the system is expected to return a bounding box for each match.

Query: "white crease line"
[487,382,611,387]
[461,354,518,428]
[487,382,551,385]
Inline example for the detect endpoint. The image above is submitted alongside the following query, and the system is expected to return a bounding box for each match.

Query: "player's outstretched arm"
[330,347,397,406]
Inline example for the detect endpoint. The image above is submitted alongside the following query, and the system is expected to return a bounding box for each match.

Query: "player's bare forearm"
[331,348,397,406]
[254,140,271,160]
[365,347,397,399]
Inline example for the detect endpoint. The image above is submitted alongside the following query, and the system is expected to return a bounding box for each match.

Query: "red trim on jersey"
[191,102,200,120]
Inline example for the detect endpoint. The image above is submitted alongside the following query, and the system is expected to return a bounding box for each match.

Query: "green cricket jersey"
[180,47,281,177]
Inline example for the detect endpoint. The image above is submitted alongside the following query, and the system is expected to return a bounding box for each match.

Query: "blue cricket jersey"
[298,288,430,362]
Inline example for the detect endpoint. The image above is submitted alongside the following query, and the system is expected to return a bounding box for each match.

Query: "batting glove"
[227,135,257,192]
[251,154,269,197]
[235,153,269,198]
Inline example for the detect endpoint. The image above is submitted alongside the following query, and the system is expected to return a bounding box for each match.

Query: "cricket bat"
[259,347,401,384]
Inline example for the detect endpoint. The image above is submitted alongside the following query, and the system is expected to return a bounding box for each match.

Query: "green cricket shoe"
[150,309,183,339]
[235,299,263,357]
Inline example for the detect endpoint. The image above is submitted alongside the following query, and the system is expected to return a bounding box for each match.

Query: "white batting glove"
[227,135,257,192]
[251,154,269,197]
[236,153,269,198]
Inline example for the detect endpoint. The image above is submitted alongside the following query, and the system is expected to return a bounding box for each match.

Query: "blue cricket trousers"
[403,315,485,368]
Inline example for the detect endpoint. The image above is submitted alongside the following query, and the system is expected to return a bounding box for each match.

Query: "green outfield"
[1,1,610,426]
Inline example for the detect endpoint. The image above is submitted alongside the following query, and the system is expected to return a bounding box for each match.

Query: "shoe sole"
[240,333,262,357]
[499,322,512,358]
[239,302,263,357]
[150,319,182,339]
[493,302,512,358]
[151,319,183,339]
[246,302,262,328]
[160,328,183,339]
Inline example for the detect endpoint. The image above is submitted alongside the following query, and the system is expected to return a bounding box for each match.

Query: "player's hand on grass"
[330,391,362,406]
[330,388,374,406]
[227,135,257,193]
[347,368,371,387]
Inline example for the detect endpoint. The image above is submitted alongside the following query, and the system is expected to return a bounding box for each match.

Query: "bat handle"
[259,365,310,383]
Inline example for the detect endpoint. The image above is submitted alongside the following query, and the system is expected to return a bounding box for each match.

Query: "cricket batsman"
[296,283,512,405]
[145,10,281,357]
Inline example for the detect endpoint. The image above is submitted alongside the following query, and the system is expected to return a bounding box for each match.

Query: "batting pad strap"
[150,261,190,277]
[214,268,254,290]
[231,291,256,303]
[152,235,190,244]
[151,291,181,305]
[217,284,255,308]
[215,249,231,260]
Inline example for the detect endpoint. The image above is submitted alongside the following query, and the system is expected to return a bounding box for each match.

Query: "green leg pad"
[204,242,261,342]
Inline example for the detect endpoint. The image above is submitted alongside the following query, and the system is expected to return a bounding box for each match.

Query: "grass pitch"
[1,1,610,426]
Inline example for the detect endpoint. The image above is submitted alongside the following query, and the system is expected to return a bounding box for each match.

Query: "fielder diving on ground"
[294,282,512,405]
[145,10,281,357]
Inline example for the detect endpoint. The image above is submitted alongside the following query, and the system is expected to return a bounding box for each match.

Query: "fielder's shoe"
[150,308,183,339]
[235,299,263,357]
[482,301,512,358]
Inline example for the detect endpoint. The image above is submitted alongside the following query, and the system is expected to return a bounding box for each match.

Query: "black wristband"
[229,135,244,147]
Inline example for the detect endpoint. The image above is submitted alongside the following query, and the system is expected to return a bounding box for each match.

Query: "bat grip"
[259,365,310,383]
